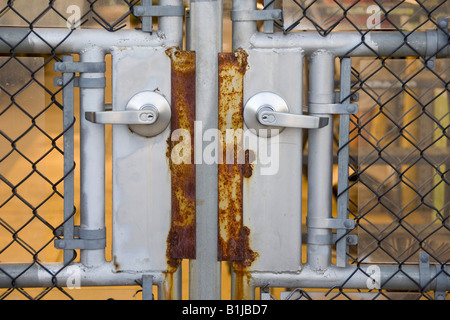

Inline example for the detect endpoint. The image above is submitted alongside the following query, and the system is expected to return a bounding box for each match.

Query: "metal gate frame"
[0,0,449,300]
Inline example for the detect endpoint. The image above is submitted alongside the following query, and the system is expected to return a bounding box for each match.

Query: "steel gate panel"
[241,48,303,273]
[111,46,172,273]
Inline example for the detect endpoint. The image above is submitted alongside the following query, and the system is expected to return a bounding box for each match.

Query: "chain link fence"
[275,0,450,300]
[0,0,146,300]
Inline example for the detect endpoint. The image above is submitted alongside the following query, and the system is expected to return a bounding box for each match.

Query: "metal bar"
[249,265,450,291]
[306,51,335,272]
[166,48,196,259]
[188,0,223,300]
[0,263,163,288]
[336,58,352,268]
[142,275,154,300]
[139,0,153,32]
[263,0,275,33]
[62,55,75,265]
[1,262,448,293]
[218,51,246,262]
[232,0,257,51]
[0,28,165,54]
[79,48,106,268]
[249,31,450,57]
[84,110,158,125]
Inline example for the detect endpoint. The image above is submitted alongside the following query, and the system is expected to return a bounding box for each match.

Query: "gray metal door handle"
[243,92,329,137]
[85,91,171,137]
[85,109,158,125]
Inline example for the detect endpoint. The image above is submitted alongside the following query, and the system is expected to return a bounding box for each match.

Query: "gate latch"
[85,91,171,137]
[244,92,358,137]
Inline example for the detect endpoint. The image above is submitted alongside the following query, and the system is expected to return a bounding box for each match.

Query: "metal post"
[336,58,352,267]
[79,48,106,267]
[159,0,184,48]
[189,0,223,300]
[232,0,257,51]
[306,51,335,271]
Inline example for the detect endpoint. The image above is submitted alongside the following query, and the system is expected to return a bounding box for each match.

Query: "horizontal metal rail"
[249,30,449,57]
[0,28,165,54]
[1,262,448,296]
[250,264,450,292]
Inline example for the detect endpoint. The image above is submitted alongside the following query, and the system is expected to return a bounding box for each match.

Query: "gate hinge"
[230,9,282,22]
[54,61,106,88]
[54,226,106,250]
[54,76,106,88]
[54,61,106,74]
[133,0,185,32]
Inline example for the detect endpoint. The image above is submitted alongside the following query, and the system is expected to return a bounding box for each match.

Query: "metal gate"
[0,0,449,300]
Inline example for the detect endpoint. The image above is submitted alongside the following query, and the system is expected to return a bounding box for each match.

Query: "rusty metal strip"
[166,48,196,260]
[218,49,253,261]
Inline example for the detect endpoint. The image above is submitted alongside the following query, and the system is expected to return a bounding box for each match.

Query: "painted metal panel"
[111,47,172,273]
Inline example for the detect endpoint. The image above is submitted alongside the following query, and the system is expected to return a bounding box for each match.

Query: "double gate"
[0,0,449,300]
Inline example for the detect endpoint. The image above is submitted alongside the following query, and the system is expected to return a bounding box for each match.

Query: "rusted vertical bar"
[218,49,247,261]
[166,48,196,260]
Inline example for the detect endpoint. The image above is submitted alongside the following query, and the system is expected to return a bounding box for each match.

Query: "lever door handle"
[85,91,171,137]
[257,107,329,129]
[244,92,329,137]
[85,109,158,125]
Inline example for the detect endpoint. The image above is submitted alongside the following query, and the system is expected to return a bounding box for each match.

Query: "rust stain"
[165,47,196,262]
[242,149,256,179]
[218,49,258,270]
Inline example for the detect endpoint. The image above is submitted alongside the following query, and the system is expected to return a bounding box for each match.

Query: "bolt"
[58,241,66,249]
[347,104,357,114]
[57,78,63,86]
[344,219,354,229]
[420,252,429,263]
[438,18,448,29]
[57,64,66,72]
[346,236,354,244]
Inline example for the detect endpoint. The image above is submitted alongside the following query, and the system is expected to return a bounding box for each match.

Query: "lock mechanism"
[244,92,329,137]
[85,91,171,137]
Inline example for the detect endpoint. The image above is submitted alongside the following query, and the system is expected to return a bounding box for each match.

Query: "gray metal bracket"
[54,76,106,89]
[133,0,185,32]
[142,275,154,300]
[306,217,355,230]
[306,217,357,246]
[434,265,448,300]
[230,9,282,22]
[425,18,449,70]
[54,226,106,250]
[54,61,106,74]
